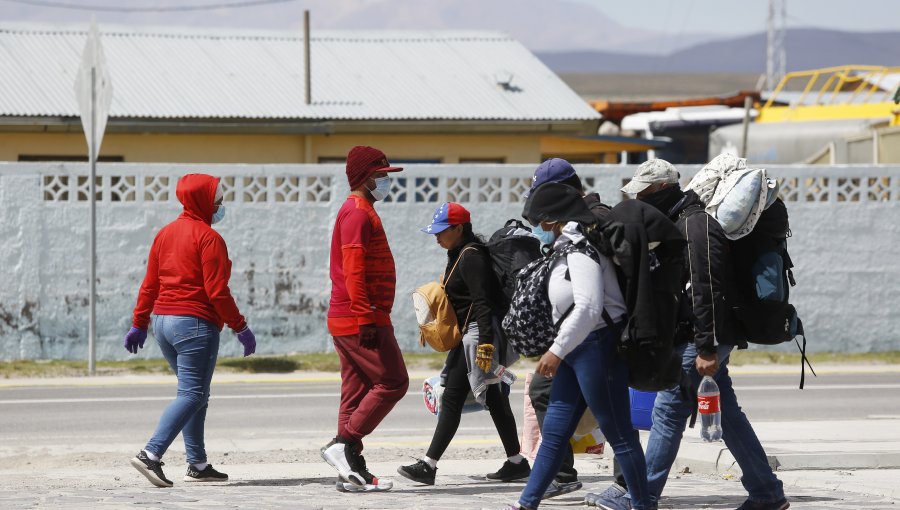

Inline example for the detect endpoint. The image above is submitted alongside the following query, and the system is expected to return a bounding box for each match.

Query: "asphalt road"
[2,371,899,455]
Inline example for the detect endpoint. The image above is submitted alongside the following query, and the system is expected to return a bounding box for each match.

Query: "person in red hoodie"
[321,146,410,493]
[123,173,256,488]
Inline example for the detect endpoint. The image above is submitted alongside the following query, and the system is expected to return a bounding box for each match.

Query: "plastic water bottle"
[493,365,517,385]
[698,376,722,442]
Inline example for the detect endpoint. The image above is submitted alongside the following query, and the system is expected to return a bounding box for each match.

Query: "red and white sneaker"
[335,451,393,492]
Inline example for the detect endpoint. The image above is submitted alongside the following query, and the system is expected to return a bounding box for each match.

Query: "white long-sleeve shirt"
[547,222,627,360]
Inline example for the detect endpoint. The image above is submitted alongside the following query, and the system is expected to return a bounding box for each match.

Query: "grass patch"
[0,351,449,378]
[0,358,175,379]
[219,356,299,373]
[5,350,896,379]
[729,350,900,366]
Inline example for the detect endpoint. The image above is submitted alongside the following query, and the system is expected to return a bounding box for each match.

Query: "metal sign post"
[74,18,113,375]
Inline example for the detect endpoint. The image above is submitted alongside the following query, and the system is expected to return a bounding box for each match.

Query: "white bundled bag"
[687,153,779,240]
[686,153,747,204]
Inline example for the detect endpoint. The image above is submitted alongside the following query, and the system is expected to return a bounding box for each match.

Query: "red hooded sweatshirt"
[131,174,247,332]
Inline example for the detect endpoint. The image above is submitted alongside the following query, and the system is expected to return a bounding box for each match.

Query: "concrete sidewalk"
[3,366,899,506]
[1,458,896,509]
[655,418,900,471]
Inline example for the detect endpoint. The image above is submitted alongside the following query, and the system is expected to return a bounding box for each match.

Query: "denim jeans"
[645,343,785,505]
[144,315,220,465]
[519,325,651,510]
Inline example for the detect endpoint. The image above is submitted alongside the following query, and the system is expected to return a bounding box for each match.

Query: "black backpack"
[583,200,688,392]
[486,219,542,315]
[731,198,815,388]
[500,242,594,357]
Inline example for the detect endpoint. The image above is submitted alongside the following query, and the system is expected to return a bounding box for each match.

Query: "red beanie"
[345,146,403,189]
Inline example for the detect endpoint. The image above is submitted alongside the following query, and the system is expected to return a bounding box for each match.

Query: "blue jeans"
[519,326,651,510]
[645,343,785,505]
[144,315,220,465]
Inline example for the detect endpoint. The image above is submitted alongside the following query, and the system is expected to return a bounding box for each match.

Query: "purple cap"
[525,158,577,197]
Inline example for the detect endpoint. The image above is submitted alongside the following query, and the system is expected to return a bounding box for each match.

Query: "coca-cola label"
[584,443,605,455]
[697,395,720,414]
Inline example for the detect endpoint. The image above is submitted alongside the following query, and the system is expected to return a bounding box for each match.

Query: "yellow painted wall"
[0,131,544,164]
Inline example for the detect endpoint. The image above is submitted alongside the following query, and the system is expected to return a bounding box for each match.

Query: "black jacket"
[668,190,745,354]
[584,192,612,223]
[443,237,501,345]
[603,199,685,343]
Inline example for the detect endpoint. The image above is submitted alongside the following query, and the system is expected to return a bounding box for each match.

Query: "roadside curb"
[666,441,900,474]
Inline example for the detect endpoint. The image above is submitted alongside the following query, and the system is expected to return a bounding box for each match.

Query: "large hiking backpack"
[501,242,593,357]
[690,158,813,388]
[731,198,815,387]
[486,219,542,315]
[583,200,688,392]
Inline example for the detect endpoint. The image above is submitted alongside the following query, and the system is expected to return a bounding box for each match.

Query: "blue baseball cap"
[525,158,577,197]
[420,202,471,234]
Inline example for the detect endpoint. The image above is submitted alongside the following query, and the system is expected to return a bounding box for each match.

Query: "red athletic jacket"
[327,195,396,336]
[131,174,247,333]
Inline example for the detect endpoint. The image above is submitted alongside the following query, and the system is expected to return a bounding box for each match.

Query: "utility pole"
[766,0,787,91]
[304,10,311,105]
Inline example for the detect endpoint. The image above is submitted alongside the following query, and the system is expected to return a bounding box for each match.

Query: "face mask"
[368,176,391,201]
[639,185,682,215]
[212,205,225,224]
[532,224,557,246]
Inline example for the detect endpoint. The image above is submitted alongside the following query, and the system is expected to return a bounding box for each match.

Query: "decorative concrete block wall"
[1,162,898,360]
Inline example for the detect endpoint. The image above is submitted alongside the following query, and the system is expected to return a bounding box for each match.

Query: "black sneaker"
[397,459,436,485]
[543,480,583,500]
[130,450,173,488]
[736,498,790,510]
[486,459,531,482]
[184,464,228,482]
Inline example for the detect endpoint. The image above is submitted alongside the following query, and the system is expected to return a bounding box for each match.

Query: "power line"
[2,0,299,12]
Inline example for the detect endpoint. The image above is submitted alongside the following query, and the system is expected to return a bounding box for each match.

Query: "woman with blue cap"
[398,202,528,486]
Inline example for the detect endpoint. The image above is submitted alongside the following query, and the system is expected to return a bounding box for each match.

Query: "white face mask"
[368,176,391,201]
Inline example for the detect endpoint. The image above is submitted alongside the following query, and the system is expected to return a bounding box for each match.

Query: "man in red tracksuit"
[321,145,410,492]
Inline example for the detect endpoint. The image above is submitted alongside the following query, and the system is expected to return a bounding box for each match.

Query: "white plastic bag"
[707,168,770,240]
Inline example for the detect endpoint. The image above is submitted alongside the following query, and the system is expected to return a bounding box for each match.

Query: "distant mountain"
[537,29,900,73]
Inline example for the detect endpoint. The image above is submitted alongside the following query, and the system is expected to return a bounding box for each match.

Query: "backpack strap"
[793,318,816,390]
[443,245,479,334]
[560,242,616,329]
[441,245,478,286]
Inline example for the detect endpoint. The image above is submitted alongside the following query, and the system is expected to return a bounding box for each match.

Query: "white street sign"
[74,18,113,160]
[73,18,113,376]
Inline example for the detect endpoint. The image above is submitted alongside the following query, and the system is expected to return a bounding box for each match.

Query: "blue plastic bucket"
[629,388,657,431]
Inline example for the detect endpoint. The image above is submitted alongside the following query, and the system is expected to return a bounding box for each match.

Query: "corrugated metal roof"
[0,23,599,122]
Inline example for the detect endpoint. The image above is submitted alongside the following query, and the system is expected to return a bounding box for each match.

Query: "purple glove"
[237,327,256,357]
[123,327,147,354]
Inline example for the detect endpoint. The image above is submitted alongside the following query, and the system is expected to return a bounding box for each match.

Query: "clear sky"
[575,0,900,35]
[0,0,897,52]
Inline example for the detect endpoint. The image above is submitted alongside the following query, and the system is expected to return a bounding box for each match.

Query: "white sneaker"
[335,478,393,492]
[320,441,364,486]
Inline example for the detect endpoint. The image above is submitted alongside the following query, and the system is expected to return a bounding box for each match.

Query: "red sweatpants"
[332,325,409,442]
